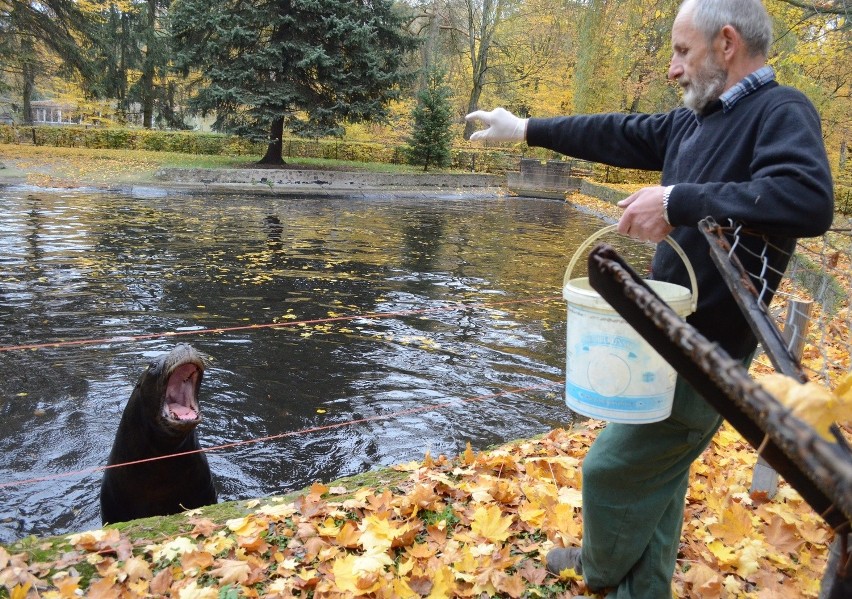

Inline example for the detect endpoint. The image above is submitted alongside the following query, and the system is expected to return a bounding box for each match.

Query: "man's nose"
[668,58,683,81]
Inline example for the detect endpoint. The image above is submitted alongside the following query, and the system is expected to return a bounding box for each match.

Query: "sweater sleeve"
[526,112,675,171]
[666,94,834,238]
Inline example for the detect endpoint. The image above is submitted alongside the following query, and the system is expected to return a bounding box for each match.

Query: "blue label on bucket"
[581,333,637,352]
[565,381,670,412]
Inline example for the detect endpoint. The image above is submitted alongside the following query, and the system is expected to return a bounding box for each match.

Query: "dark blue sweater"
[527,82,834,358]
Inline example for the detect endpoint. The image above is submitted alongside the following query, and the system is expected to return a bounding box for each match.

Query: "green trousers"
[580,376,724,598]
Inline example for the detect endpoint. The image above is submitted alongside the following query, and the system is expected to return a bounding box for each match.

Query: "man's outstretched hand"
[465,108,527,142]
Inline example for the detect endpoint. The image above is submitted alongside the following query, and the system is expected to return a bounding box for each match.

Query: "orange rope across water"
[0,296,563,353]
[0,381,564,490]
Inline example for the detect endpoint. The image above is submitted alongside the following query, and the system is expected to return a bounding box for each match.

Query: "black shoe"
[546,546,583,575]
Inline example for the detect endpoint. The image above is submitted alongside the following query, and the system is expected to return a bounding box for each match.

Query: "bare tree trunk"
[420,0,441,90]
[119,12,129,110]
[464,81,485,138]
[259,117,286,165]
[574,0,608,114]
[21,42,36,126]
[22,59,34,125]
[141,0,157,128]
[462,0,500,140]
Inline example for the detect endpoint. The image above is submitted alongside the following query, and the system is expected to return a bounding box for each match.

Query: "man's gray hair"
[679,0,773,57]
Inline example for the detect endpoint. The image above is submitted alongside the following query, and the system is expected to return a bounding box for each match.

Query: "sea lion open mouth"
[162,363,202,423]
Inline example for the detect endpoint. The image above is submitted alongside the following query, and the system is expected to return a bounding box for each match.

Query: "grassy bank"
[0,144,449,189]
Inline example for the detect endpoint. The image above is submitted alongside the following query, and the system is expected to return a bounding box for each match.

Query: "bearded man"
[466,0,834,597]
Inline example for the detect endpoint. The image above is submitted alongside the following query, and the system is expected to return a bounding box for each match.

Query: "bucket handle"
[564,224,698,314]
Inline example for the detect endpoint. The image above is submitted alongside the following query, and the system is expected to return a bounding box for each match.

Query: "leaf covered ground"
[1,155,846,598]
[0,424,837,599]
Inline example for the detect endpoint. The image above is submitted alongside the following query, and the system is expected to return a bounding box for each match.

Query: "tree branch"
[775,0,849,17]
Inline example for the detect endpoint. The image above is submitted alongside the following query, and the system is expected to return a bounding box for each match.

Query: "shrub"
[404,69,454,171]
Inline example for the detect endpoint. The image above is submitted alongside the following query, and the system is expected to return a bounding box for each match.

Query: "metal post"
[749,298,814,499]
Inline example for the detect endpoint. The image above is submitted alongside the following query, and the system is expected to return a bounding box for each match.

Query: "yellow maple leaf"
[201,533,234,555]
[127,578,151,596]
[452,545,480,579]
[708,502,754,545]
[308,482,329,500]
[426,564,456,598]
[707,540,736,566]
[393,460,423,472]
[52,574,81,596]
[359,514,410,553]
[175,580,218,599]
[121,556,153,582]
[332,552,390,595]
[462,442,476,465]
[835,372,852,401]
[67,528,121,550]
[294,566,319,584]
[336,520,361,548]
[734,539,765,578]
[470,504,514,543]
[226,515,266,538]
[465,476,499,503]
[180,551,214,576]
[517,502,546,527]
[545,503,582,542]
[553,564,583,581]
[256,502,296,520]
[148,537,197,562]
[316,517,341,537]
[525,456,580,487]
[388,577,419,598]
[759,373,851,441]
[8,584,31,599]
[209,558,251,586]
[557,486,583,508]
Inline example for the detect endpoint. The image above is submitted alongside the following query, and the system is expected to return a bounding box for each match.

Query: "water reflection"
[0,188,651,542]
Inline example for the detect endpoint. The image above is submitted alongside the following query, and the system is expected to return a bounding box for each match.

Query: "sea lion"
[100,344,217,524]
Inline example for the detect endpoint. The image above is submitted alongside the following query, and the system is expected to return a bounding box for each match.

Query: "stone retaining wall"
[155,167,502,191]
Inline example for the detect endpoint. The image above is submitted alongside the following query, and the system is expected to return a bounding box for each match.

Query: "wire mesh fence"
[742,215,852,388]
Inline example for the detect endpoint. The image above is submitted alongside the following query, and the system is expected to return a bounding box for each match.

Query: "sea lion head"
[136,344,206,434]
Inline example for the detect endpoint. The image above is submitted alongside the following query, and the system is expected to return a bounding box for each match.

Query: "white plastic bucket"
[563,225,698,424]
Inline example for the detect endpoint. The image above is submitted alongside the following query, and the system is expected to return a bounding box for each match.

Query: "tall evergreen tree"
[169,0,418,164]
[91,1,187,129]
[405,69,453,171]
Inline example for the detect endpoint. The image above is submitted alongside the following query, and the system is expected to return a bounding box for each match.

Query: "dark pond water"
[0,186,651,543]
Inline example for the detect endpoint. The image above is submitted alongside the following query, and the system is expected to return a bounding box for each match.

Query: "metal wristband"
[662,185,674,225]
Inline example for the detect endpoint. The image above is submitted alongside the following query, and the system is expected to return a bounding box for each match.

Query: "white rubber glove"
[465,107,528,142]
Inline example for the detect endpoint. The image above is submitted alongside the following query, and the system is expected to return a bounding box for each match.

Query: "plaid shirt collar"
[719,66,776,112]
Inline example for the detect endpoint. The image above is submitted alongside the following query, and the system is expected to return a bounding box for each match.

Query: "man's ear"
[719,24,740,62]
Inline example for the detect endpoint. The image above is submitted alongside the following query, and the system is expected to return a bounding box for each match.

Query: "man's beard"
[681,57,727,114]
